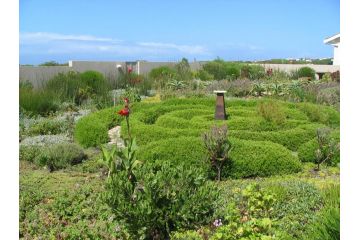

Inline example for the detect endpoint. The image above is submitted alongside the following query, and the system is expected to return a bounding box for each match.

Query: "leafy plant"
[298,67,316,80]
[314,128,340,170]
[103,160,219,239]
[203,125,232,181]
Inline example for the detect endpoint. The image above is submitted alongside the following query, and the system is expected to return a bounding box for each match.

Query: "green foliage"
[27,118,70,136]
[226,139,302,178]
[197,69,214,81]
[45,70,110,106]
[34,143,86,171]
[149,65,177,90]
[104,161,219,239]
[20,88,59,116]
[20,168,128,239]
[203,125,232,181]
[74,106,122,148]
[203,59,228,80]
[298,102,340,126]
[39,61,67,66]
[210,184,278,240]
[314,128,340,170]
[171,230,203,240]
[266,180,323,238]
[20,145,41,162]
[298,67,316,80]
[257,100,286,125]
[304,185,340,240]
[137,137,209,174]
[298,130,340,165]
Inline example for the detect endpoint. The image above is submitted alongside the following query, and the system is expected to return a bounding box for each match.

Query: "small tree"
[315,128,340,171]
[203,125,232,181]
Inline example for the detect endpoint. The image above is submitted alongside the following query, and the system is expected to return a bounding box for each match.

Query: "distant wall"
[19,61,340,89]
[256,63,340,73]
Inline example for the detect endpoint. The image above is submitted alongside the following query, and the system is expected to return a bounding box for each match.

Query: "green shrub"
[226,139,302,178]
[20,145,41,162]
[137,137,210,173]
[34,143,86,171]
[197,69,214,81]
[19,88,59,116]
[298,130,340,165]
[104,161,219,239]
[298,67,316,80]
[74,106,122,147]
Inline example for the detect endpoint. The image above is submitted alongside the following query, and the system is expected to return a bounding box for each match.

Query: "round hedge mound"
[75,97,339,178]
[74,106,122,148]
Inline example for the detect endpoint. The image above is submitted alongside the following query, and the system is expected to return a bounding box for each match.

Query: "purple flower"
[213,218,223,227]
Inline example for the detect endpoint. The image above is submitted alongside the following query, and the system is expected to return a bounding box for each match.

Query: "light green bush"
[137,137,210,174]
[226,139,302,178]
[74,106,122,147]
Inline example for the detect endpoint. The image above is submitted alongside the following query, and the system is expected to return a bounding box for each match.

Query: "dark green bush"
[298,67,316,80]
[34,143,86,171]
[74,106,122,148]
[226,139,302,178]
[19,88,59,116]
[104,162,219,239]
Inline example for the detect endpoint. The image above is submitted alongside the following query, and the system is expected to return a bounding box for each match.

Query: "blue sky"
[20,0,340,64]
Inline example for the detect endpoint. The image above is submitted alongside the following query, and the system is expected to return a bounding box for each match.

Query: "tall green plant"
[203,125,232,181]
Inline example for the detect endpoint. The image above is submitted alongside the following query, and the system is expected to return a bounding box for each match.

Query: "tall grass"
[19,88,59,116]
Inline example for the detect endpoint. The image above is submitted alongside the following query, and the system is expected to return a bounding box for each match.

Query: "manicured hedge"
[230,123,325,151]
[74,106,122,147]
[138,137,302,179]
[226,139,302,178]
[137,137,210,173]
[298,130,340,165]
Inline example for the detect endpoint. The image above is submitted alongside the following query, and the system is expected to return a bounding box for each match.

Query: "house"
[324,33,340,65]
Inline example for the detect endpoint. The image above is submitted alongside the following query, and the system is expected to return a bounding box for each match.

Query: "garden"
[19,59,340,239]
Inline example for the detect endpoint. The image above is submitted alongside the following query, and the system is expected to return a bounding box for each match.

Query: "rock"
[108,126,125,149]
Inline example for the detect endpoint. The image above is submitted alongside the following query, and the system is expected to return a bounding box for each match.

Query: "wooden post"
[214,90,227,120]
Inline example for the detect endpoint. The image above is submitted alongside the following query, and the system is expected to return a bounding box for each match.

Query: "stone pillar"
[214,90,227,120]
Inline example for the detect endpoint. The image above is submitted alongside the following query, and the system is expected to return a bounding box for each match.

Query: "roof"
[324,33,340,45]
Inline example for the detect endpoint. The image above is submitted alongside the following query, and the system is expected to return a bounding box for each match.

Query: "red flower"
[118,108,129,116]
[128,67,132,73]
[124,98,129,104]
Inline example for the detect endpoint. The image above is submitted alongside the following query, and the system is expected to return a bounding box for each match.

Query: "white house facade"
[324,33,340,66]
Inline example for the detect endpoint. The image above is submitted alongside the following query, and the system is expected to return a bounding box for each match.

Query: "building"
[324,33,340,65]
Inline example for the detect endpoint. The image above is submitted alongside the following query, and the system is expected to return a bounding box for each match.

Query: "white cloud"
[20,32,211,58]
[20,32,117,44]
[137,42,209,55]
